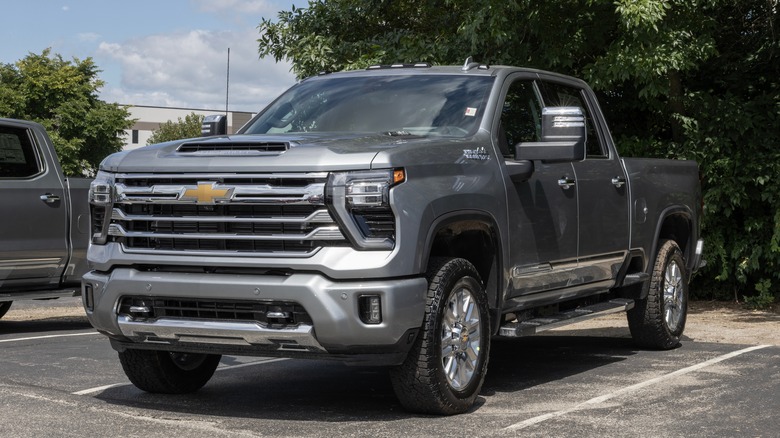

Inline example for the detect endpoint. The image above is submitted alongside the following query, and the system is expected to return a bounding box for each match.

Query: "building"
[121,105,255,150]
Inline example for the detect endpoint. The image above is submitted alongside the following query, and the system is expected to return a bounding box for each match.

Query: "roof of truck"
[302,61,583,86]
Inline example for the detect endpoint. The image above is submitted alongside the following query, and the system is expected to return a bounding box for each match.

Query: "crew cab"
[82,62,703,414]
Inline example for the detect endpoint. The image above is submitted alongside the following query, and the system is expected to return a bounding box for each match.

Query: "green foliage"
[744,279,776,310]
[258,0,780,302]
[146,113,205,145]
[0,49,132,176]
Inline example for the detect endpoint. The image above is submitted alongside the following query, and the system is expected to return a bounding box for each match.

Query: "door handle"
[40,193,61,204]
[558,177,576,190]
[611,176,626,188]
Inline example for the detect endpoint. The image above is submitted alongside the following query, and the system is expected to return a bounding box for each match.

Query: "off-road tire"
[628,240,688,349]
[390,257,491,415]
[0,301,11,320]
[118,349,221,394]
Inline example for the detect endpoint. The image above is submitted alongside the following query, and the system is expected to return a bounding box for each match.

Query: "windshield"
[243,74,495,138]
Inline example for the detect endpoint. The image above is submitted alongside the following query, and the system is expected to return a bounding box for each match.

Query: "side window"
[498,80,543,158]
[537,81,606,158]
[0,126,42,178]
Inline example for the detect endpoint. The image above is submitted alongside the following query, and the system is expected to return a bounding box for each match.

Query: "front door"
[499,78,580,297]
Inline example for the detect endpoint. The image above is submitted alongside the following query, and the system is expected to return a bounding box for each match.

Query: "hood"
[100,132,442,173]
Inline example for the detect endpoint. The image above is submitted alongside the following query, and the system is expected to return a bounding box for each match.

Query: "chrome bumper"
[83,267,427,356]
[692,238,706,272]
[117,315,326,352]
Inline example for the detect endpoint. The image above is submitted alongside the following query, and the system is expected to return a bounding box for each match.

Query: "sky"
[0,0,301,112]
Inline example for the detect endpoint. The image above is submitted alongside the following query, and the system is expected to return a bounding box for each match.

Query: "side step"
[498,298,635,337]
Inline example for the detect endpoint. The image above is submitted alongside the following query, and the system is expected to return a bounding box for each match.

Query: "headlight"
[89,170,115,205]
[89,171,115,244]
[328,169,405,250]
[346,169,405,207]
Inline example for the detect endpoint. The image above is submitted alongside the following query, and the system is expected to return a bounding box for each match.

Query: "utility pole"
[225,47,230,116]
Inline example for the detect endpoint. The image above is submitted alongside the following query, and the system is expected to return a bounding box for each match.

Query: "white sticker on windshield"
[464,107,477,117]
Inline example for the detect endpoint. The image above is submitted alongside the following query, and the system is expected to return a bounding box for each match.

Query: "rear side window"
[0,125,42,178]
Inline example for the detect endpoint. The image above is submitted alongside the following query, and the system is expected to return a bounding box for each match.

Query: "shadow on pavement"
[93,335,640,422]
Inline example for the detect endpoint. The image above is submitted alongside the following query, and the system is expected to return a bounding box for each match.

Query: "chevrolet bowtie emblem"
[180,182,232,204]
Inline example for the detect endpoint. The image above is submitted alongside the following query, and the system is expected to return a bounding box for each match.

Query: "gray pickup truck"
[0,118,90,319]
[83,62,703,415]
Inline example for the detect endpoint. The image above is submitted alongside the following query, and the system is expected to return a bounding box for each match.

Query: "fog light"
[359,295,382,324]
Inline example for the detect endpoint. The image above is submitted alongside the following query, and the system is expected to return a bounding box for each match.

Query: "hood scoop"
[177,141,290,156]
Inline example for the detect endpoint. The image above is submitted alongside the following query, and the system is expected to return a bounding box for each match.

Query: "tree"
[258,0,780,302]
[146,113,205,145]
[0,49,133,176]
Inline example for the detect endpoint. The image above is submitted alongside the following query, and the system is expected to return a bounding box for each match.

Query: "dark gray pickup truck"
[0,118,90,319]
[83,62,703,415]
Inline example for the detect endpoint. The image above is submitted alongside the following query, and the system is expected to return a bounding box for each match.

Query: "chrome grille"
[109,173,345,256]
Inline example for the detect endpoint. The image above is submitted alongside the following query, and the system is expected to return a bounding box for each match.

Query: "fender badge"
[462,147,490,161]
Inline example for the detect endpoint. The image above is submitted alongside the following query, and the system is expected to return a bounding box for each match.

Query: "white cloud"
[189,0,288,26]
[97,28,296,112]
[100,89,189,109]
[77,32,101,42]
[193,0,276,15]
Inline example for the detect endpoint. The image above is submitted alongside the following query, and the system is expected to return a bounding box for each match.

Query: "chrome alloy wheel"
[663,260,685,332]
[440,285,482,391]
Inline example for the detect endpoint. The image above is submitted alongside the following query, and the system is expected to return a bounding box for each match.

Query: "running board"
[498,298,635,337]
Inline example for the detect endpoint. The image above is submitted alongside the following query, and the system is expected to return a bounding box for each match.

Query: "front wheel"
[0,301,12,320]
[628,240,688,349]
[118,349,221,394]
[390,257,491,415]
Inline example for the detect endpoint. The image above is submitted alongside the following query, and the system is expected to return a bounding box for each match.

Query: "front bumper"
[691,238,705,273]
[82,268,427,365]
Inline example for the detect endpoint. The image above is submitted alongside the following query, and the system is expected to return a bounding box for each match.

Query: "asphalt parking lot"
[1,302,778,437]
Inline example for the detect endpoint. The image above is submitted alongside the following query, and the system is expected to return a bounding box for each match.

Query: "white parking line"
[72,383,128,396]
[504,344,771,431]
[71,357,289,396]
[0,331,99,344]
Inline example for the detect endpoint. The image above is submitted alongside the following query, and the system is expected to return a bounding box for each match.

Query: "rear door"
[0,121,68,286]
[536,79,630,284]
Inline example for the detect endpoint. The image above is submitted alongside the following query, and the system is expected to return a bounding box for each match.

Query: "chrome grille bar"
[115,182,326,205]
[108,224,344,241]
[111,208,334,223]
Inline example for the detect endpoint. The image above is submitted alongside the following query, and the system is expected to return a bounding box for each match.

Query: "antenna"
[225,47,230,116]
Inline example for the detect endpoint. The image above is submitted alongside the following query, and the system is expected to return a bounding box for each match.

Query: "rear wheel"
[118,349,221,393]
[390,257,491,415]
[628,240,688,349]
[0,301,11,320]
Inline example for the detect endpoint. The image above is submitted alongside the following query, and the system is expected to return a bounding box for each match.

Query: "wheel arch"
[650,206,696,273]
[420,211,503,317]
[619,207,696,301]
